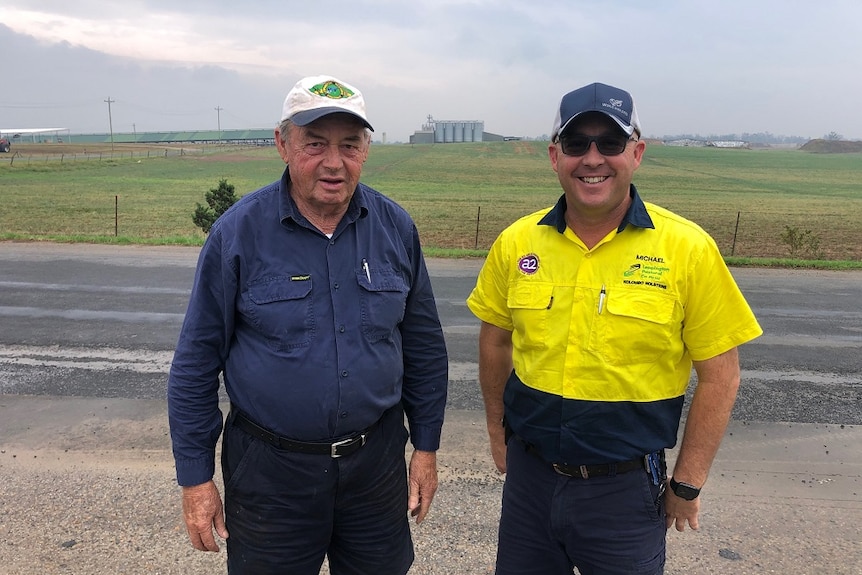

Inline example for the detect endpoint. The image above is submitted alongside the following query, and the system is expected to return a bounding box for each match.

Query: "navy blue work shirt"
[168,167,449,487]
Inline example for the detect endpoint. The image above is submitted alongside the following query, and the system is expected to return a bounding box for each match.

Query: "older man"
[168,75,448,575]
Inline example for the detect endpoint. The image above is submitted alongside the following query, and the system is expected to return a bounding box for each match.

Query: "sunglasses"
[557,134,635,156]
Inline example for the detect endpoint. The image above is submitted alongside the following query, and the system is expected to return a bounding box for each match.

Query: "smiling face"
[275,113,370,218]
[548,112,645,226]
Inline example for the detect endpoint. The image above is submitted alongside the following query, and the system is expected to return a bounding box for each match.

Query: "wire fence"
[2,149,859,262]
[414,204,861,261]
[0,148,204,165]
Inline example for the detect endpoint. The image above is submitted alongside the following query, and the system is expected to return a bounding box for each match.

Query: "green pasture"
[0,141,860,266]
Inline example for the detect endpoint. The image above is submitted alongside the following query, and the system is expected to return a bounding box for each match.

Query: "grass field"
[1,141,860,265]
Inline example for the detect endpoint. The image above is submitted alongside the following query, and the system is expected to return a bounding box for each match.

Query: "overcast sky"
[2,1,860,141]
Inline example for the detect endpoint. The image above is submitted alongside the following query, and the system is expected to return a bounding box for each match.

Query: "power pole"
[104,97,115,152]
[214,106,223,144]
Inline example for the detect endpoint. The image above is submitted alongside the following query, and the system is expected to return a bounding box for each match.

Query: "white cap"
[280,75,373,131]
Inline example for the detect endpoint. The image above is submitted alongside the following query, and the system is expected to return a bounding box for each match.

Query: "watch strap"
[669,477,701,500]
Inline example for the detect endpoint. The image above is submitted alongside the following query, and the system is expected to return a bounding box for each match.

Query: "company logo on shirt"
[517,253,539,275]
[621,256,670,289]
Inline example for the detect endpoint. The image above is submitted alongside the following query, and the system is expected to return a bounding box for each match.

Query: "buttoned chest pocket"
[507,282,554,351]
[357,270,408,343]
[596,289,678,366]
[247,276,315,351]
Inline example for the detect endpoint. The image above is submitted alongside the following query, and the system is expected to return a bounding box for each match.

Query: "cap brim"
[557,111,635,139]
[290,107,374,132]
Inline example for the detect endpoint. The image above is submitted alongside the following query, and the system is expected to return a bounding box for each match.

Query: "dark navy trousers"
[221,406,413,575]
[496,437,667,575]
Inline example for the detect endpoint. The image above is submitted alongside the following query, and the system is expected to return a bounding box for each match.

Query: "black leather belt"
[232,409,379,458]
[552,458,646,479]
[516,435,659,479]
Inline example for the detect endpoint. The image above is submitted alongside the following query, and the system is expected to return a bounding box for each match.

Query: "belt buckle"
[552,464,589,479]
[330,433,366,458]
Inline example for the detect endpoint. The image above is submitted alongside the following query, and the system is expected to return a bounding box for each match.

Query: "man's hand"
[664,488,701,532]
[408,450,438,524]
[181,480,229,551]
[487,420,507,474]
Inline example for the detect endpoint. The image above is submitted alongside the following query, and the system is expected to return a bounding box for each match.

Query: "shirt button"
[585,252,592,258]
[341,370,348,377]
[340,412,348,419]
[339,325,345,333]
[333,282,339,289]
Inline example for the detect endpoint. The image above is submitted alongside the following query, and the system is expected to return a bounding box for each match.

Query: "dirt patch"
[186,150,268,162]
[800,139,862,153]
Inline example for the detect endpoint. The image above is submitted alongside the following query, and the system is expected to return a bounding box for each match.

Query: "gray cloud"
[2,1,861,140]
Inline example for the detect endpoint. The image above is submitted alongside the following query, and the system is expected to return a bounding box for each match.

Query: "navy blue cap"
[552,82,641,140]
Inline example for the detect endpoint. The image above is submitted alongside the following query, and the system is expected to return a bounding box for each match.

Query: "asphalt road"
[1,242,860,575]
[1,243,860,424]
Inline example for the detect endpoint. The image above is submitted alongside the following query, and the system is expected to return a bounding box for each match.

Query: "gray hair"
[276,118,294,146]
[276,117,371,147]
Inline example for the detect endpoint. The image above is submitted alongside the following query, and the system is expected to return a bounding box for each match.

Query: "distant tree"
[193,178,239,234]
[824,131,843,141]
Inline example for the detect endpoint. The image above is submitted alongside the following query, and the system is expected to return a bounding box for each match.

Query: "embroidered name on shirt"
[290,275,311,281]
[635,254,665,263]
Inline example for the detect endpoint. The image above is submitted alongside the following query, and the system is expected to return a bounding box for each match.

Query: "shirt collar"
[538,184,655,233]
[278,166,368,228]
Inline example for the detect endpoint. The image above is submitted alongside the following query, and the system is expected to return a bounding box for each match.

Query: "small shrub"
[780,225,823,259]
[193,178,238,234]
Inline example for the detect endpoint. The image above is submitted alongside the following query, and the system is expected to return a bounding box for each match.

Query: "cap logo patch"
[517,253,539,275]
[309,81,354,100]
[602,98,629,118]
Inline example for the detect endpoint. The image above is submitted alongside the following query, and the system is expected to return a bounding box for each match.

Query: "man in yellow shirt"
[466,82,762,575]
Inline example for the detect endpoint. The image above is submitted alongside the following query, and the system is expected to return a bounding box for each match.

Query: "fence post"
[731,211,741,256]
[115,195,119,237]
[475,206,481,250]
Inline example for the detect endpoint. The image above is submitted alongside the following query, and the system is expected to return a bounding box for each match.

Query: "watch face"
[671,479,700,500]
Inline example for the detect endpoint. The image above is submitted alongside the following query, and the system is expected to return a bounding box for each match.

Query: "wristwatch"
[669,477,701,500]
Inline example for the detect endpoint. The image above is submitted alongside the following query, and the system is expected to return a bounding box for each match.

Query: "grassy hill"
[1,141,861,262]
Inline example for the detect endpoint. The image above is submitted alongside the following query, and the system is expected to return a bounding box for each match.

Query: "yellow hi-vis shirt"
[466,189,763,464]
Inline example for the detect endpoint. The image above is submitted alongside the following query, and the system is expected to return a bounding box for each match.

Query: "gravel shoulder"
[2,396,860,575]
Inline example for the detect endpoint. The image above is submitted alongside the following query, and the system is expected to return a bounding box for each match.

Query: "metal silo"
[464,122,474,142]
[444,122,454,143]
[435,122,445,143]
[454,122,464,143]
[472,121,484,142]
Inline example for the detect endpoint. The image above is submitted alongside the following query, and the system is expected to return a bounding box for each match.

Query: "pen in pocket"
[362,258,372,284]
[598,285,606,314]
